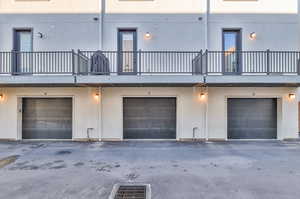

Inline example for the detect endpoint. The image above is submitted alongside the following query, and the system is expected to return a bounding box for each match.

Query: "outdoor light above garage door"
[94,93,100,100]
[289,93,296,100]
[199,92,206,100]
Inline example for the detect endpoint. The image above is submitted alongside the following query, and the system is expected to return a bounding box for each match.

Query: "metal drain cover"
[109,184,151,199]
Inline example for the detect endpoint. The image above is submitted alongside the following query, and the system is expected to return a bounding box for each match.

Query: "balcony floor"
[205,75,300,87]
[1,74,300,87]
[0,75,75,86]
[75,75,205,86]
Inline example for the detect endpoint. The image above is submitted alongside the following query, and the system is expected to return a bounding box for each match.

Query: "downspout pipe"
[99,0,105,50]
[99,87,103,141]
[205,0,210,50]
[204,0,210,140]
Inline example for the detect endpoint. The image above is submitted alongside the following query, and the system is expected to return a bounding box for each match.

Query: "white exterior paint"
[0,87,298,140]
[0,0,298,51]
[208,87,299,140]
[0,0,100,13]
[0,87,100,140]
[0,14,100,51]
[0,1,299,141]
[106,0,204,14]
[210,0,298,14]
[103,14,205,51]
[103,0,299,51]
[101,87,206,140]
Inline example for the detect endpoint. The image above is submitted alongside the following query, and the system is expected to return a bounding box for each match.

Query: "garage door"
[228,98,277,139]
[22,98,72,139]
[123,98,176,139]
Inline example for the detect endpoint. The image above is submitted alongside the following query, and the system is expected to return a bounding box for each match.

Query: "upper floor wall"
[0,0,100,13]
[106,0,299,14]
[106,0,205,14]
[211,0,298,14]
[0,0,299,52]
[1,0,298,15]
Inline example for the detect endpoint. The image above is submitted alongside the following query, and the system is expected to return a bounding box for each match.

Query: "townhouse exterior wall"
[208,87,299,140]
[0,86,298,140]
[0,87,100,140]
[101,87,206,141]
[1,0,299,51]
[0,0,100,14]
[0,0,299,141]
[0,14,100,51]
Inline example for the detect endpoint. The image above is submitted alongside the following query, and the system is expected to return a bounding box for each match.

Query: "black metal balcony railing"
[0,51,74,75]
[205,51,300,74]
[79,51,203,75]
[0,50,299,75]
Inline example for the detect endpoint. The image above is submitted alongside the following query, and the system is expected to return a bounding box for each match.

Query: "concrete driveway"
[0,141,300,199]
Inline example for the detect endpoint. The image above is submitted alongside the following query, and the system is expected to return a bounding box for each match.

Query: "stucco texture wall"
[103,14,205,51]
[210,0,298,14]
[106,0,204,14]
[0,14,100,51]
[0,0,100,14]
[0,87,100,140]
[101,87,206,140]
[208,87,299,140]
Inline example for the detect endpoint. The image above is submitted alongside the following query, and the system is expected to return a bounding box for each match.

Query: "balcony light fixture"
[0,94,3,101]
[144,32,152,40]
[249,32,257,40]
[289,93,296,100]
[37,32,44,39]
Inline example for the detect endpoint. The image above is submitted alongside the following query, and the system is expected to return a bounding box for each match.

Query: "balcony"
[0,50,300,85]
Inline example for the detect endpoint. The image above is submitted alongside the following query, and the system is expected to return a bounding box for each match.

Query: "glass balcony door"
[222,30,242,74]
[13,29,33,74]
[118,29,137,75]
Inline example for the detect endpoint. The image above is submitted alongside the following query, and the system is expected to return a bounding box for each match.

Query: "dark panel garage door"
[22,98,72,139]
[123,98,176,139]
[228,98,277,139]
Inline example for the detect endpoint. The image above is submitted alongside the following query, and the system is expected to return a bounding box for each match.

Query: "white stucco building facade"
[0,0,299,141]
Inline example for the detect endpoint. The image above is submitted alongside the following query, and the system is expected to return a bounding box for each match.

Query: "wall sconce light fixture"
[0,94,3,101]
[94,93,100,100]
[144,32,152,40]
[249,32,257,40]
[289,93,296,100]
[37,32,44,39]
[199,92,206,100]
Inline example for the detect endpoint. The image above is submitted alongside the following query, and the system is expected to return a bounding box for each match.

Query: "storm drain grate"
[109,184,151,199]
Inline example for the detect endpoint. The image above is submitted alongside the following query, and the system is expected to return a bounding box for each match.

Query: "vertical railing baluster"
[298,52,300,75]
[206,50,209,74]
[77,49,81,75]
[11,50,14,75]
[138,49,142,75]
[266,49,270,75]
[71,49,75,75]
